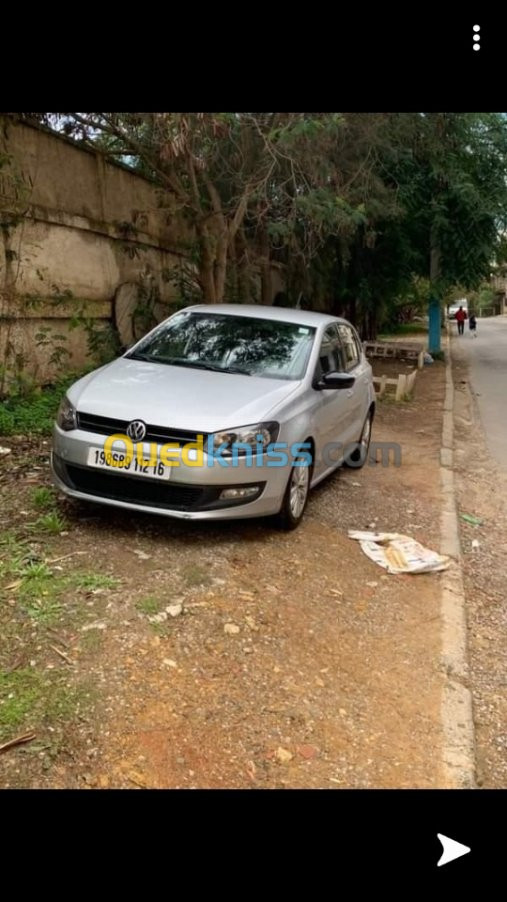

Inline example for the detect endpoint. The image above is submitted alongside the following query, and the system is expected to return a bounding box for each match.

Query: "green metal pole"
[428,296,441,353]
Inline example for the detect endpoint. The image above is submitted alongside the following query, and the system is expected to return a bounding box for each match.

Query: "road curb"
[439,334,476,788]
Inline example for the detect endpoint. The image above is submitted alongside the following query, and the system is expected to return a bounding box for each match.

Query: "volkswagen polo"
[52,304,375,529]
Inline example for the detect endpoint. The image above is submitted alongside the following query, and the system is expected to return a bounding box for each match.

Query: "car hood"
[69,357,301,432]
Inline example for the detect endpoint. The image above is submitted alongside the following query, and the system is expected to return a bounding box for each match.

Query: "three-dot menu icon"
[473,25,480,51]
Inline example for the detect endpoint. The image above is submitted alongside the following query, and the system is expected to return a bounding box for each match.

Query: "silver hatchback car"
[52,304,375,529]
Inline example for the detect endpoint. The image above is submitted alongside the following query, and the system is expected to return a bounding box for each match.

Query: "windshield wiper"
[219,365,252,376]
[166,359,251,375]
[126,352,154,362]
[127,355,251,375]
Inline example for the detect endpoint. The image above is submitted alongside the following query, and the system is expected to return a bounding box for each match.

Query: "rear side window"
[337,324,361,370]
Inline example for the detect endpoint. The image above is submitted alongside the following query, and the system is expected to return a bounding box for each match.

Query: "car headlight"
[57,396,77,431]
[211,422,279,456]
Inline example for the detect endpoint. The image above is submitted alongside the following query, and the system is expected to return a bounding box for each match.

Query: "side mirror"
[316,372,355,390]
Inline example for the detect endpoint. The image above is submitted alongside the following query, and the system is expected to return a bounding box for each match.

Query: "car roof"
[185,303,349,329]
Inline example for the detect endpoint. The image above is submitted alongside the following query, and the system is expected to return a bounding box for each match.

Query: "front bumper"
[51,426,289,521]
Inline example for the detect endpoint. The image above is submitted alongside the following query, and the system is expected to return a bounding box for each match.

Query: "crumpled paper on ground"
[348,530,450,574]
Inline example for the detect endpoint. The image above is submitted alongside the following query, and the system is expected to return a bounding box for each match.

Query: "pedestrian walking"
[455,305,467,335]
[469,312,477,337]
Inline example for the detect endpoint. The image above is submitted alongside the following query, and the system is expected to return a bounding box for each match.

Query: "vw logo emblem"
[126,419,147,442]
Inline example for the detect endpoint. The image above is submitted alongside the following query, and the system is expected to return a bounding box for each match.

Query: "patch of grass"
[18,560,53,581]
[31,512,68,535]
[1,551,40,584]
[79,630,104,653]
[136,596,161,615]
[46,684,91,722]
[73,572,118,591]
[0,533,29,578]
[0,551,25,581]
[23,597,64,626]
[5,558,53,592]
[0,668,93,741]
[0,669,43,735]
[0,373,86,437]
[181,564,212,588]
[16,562,53,596]
[1,555,118,627]
[0,556,67,625]
[0,530,27,552]
[149,622,169,636]
[14,562,65,625]
[31,487,57,511]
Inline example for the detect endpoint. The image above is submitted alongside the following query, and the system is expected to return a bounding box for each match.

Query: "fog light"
[219,486,260,500]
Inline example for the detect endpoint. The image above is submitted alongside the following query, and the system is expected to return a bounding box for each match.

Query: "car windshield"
[126,312,316,381]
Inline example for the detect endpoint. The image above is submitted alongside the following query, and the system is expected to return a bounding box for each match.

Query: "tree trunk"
[198,239,217,302]
[197,222,218,302]
[227,234,239,301]
[214,231,228,303]
[260,226,271,305]
[236,228,251,300]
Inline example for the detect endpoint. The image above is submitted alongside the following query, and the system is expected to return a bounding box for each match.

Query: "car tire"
[344,410,373,469]
[276,452,313,531]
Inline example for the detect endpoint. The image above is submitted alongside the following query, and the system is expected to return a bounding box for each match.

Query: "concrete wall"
[0,116,285,392]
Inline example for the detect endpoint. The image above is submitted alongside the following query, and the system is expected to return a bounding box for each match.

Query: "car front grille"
[60,462,207,510]
[76,412,206,447]
[52,456,264,513]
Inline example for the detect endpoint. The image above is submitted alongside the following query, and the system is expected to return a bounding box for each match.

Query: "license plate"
[86,447,171,480]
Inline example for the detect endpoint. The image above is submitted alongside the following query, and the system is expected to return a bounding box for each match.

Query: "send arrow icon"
[437,834,471,867]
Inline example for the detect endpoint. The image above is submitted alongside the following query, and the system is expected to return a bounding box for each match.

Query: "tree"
[386,113,507,349]
[302,113,507,342]
[37,113,396,307]
[13,113,507,342]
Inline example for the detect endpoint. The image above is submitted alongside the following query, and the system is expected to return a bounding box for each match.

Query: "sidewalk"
[452,336,507,787]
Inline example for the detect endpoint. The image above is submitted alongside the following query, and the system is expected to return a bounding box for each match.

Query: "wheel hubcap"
[289,464,309,519]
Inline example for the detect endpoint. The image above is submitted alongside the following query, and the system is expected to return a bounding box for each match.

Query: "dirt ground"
[452,341,507,788]
[0,360,449,789]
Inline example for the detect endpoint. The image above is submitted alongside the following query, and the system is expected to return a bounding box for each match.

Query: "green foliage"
[0,667,88,740]
[73,573,118,590]
[2,274,120,397]
[136,596,161,615]
[31,487,58,511]
[0,375,79,436]
[467,282,497,312]
[9,112,507,341]
[67,299,122,365]
[34,326,72,368]
[30,512,68,535]
[300,112,507,335]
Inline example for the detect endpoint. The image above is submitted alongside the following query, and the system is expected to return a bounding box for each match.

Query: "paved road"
[455,316,507,469]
